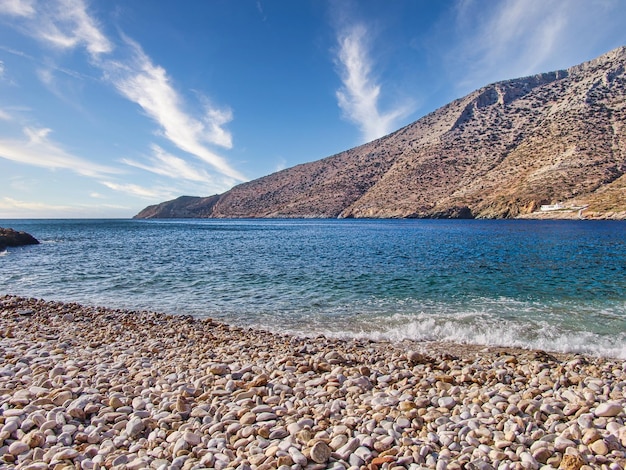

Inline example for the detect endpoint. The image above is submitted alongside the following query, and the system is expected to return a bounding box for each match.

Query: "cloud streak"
[334,23,413,142]
[450,0,626,92]
[0,0,35,17]
[105,37,245,181]
[121,144,214,183]
[0,0,246,185]
[100,181,176,200]
[0,196,130,218]
[0,196,74,214]
[0,0,113,57]
[0,126,121,177]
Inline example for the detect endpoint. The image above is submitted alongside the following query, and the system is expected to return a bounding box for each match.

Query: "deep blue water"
[1,218,625,357]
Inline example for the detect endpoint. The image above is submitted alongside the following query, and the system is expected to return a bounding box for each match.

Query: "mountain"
[135,47,626,220]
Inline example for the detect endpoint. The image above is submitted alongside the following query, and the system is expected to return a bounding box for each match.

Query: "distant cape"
[135,46,626,220]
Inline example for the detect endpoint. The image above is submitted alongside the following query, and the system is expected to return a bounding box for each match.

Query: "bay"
[1,218,625,357]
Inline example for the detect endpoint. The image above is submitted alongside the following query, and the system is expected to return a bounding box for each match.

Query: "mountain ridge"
[135,47,626,220]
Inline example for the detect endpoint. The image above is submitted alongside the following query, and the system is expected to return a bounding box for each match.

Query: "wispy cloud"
[256,1,267,22]
[0,0,111,56]
[0,196,74,213]
[0,0,246,186]
[104,37,244,181]
[0,196,130,218]
[36,0,112,57]
[0,0,35,17]
[0,126,120,177]
[121,144,214,183]
[450,0,626,91]
[100,181,175,200]
[334,23,413,142]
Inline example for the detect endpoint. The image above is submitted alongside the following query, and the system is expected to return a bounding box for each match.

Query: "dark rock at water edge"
[0,228,40,251]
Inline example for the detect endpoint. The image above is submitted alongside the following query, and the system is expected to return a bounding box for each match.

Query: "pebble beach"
[1,296,625,470]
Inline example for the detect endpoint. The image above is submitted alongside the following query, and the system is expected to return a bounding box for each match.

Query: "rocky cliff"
[135,47,626,220]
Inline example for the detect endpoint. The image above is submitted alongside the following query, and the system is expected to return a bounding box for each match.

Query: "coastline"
[1,295,625,469]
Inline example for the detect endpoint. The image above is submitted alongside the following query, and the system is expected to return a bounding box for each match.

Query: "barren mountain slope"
[135,47,626,220]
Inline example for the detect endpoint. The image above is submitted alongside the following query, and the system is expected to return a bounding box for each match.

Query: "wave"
[262,298,626,359]
[281,315,626,359]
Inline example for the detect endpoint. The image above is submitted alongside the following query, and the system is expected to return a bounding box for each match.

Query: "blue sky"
[1,0,625,218]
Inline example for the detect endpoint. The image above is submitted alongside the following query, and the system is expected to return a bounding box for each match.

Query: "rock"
[22,430,45,448]
[0,228,39,251]
[589,439,609,455]
[51,448,79,461]
[209,363,230,375]
[594,402,623,417]
[256,412,277,422]
[407,351,428,364]
[288,447,307,466]
[183,431,201,446]
[66,395,93,419]
[560,454,585,470]
[532,446,552,464]
[329,434,348,451]
[125,417,145,438]
[240,411,256,424]
[8,441,30,455]
[438,397,456,409]
[310,441,331,463]
[554,436,576,452]
[581,428,601,445]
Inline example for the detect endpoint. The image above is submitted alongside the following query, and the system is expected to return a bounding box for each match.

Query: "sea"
[1,218,625,358]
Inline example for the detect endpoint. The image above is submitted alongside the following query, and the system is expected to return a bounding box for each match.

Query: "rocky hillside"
[135,47,626,220]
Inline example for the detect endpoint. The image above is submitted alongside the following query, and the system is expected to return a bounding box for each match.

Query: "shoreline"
[1,295,625,469]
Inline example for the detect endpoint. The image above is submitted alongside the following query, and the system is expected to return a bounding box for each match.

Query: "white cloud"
[0,108,11,120]
[202,103,234,149]
[121,144,214,183]
[0,0,246,187]
[36,67,53,85]
[334,23,413,142]
[100,181,176,200]
[0,0,35,17]
[0,196,73,213]
[274,157,287,172]
[33,0,112,57]
[455,0,566,81]
[0,0,111,56]
[0,126,120,177]
[256,1,267,22]
[450,0,626,91]
[0,196,131,218]
[105,37,244,181]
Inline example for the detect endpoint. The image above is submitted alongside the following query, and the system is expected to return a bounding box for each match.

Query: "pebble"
[0,295,625,470]
[310,441,331,463]
[594,402,624,417]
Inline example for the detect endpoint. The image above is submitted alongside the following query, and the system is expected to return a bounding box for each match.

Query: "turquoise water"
[1,218,625,357]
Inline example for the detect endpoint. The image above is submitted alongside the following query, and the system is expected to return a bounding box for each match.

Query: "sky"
[1,0,625,218]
